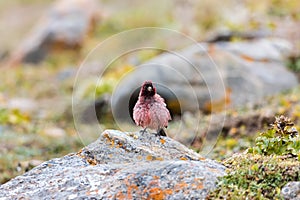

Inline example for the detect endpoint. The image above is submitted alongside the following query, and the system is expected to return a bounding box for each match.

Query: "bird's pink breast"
[133,94,171,130]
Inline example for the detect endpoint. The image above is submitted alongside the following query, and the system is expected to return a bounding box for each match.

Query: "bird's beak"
[147,86,152,92]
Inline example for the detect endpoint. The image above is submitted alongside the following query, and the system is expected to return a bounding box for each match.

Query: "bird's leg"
[140,127,147,134]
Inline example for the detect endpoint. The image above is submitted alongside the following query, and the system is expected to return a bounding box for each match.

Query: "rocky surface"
[112,38,298,121]
[8,0,101,65]
[0,130,226,199]
[281,181,300,200]
[273,19,300,58]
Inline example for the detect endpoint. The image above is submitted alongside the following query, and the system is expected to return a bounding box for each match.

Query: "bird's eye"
[147,86,152,91]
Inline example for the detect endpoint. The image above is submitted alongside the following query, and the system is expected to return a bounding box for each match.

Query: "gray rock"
[0,130,226,199]
[218,38,292,62]
[111,38,298,122]
[8,0,101,65]
[273,20,300,57]
[281,181,300,200]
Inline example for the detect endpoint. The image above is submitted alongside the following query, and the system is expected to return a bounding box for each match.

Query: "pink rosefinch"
[133,81,171,136]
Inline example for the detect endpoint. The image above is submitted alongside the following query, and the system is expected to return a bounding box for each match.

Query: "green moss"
[207,116,300,199]
[207,154,299,199]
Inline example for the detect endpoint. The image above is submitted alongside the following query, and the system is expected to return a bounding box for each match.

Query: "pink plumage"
[133,81,171,136]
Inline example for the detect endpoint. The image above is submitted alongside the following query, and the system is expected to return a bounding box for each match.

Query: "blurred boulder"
[8,0,101,65]
[111,38,298,122]
[273,19,300,58]
[0,129,226,199]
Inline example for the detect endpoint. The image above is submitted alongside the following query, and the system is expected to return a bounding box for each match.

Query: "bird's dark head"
[140,81,156,97]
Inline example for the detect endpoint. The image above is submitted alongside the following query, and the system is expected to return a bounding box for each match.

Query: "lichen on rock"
[0,130,226,199]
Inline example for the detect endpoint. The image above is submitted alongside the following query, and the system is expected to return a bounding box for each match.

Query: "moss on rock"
[207,116,300,199]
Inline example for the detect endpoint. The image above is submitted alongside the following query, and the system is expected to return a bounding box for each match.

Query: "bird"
[133,81,171,136]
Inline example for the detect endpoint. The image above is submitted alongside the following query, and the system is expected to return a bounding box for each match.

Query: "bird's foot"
[140,128,147,134]
[156,129,167,137]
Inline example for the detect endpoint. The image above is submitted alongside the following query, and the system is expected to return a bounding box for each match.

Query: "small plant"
[207,154,300,199]
[207,116,300,199]
[248,115,300,158]
[287,56,300,72]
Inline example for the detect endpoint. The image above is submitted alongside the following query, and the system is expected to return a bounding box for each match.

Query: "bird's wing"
[133,104,150,127]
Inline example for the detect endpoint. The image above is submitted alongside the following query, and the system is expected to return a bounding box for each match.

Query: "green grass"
[207,116,300,199]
